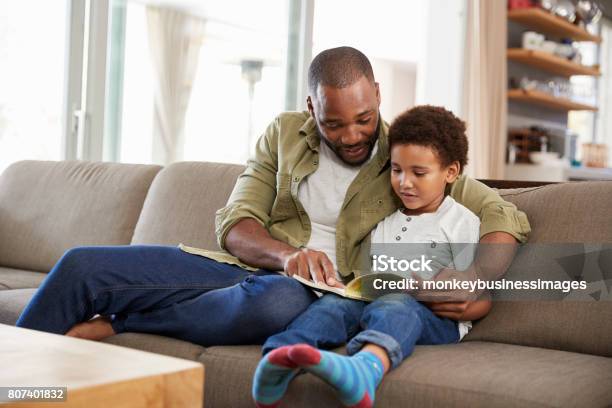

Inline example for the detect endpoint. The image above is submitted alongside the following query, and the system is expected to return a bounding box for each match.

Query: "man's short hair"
[388,105,469,173]
[308,46,375,95]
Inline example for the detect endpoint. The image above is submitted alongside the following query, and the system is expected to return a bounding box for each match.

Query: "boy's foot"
[288,344,384,408]
[252,346,300,408]
[65,315,116,340]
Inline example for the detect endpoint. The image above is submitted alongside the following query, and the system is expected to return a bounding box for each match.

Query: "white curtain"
[462,0,507,179]
[146,7,204,165]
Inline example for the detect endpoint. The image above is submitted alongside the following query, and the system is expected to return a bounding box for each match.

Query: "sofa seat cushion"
[0,267,46,290]
[0,288,36,325]
[198,342,612,408]
[102,332,206,362]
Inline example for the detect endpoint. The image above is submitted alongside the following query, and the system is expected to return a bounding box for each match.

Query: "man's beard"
[316,118,380,167]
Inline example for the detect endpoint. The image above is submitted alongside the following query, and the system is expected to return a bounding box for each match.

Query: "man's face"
[307,76,381,166]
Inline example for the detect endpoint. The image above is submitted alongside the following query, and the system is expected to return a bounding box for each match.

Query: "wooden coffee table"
[0,324,204,407]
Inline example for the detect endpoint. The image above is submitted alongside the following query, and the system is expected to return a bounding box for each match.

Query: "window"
[568,41,599,155]
[117,1,154,165]
[109,0,289,165]
[0,1,68,173]
[183,7,288,164]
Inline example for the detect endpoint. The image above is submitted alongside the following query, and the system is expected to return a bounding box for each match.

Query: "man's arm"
[415,231,518,301]
[225,218,295,271]
[449,175,531,244]
[418,231,518,317]
[214,119,280,251]
[216,115,341,287]
[225,218,342,287]
[413,176,528,306]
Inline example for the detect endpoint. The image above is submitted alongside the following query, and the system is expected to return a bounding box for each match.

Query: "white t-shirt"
[298,140,377,278]
[370,196,481,340]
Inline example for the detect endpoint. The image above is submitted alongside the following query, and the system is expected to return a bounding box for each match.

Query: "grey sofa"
[1,160,611,407]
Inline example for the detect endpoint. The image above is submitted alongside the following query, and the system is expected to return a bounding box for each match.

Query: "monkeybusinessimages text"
[371,255,587,294]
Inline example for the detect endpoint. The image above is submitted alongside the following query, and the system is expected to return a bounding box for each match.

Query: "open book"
[292,273,410,302]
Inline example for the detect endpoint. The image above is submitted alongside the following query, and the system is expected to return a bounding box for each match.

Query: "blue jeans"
[16,245,317,346]
[263,293,459,369]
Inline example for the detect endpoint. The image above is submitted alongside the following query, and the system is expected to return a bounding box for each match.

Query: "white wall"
[372,59,417,122]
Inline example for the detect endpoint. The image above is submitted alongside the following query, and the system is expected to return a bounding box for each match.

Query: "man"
[17,47,529,345]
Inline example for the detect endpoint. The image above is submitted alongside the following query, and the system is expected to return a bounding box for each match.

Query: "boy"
[252,106,492,408]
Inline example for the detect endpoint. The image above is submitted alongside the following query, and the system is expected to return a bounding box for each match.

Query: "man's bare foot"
[65,316,116,341]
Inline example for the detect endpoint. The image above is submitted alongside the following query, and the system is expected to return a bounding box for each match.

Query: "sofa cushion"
[102,332,206,362]
[0,267,46,290]
[0,160,162,272]
[497,182,612,242]
[0,288,36,325]
[131,161,245,250]
[465,181,612,357]
[198,342,612,407]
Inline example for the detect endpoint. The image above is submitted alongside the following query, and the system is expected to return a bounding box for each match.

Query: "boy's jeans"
[16,245,317,346]
[263,293,459,369]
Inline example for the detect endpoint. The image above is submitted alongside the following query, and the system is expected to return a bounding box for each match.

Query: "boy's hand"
[283,248,345,288]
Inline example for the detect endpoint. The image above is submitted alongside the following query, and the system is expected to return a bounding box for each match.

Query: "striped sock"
[288,344,384,408]
[252,346,299,408]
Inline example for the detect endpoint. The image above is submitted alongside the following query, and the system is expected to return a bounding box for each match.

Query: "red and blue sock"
[253,344,384,408]
[288,344,384,408]
[252,346,300,408]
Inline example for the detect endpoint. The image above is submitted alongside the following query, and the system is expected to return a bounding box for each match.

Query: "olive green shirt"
[179,111,530,278]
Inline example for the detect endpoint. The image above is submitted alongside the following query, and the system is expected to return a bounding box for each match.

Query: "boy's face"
[390,144,460,214]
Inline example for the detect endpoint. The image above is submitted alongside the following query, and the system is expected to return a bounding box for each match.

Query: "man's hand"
[224,219,344,288]
[405,232,518,320]
[283,248,344,288]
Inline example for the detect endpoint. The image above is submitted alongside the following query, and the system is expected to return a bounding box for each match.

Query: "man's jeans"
[263,293,459,369]
[16,245,317,346]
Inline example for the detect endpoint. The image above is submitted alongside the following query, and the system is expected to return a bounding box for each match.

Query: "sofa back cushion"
[465,181,612,357]
[0,160,161,272]
[131,161,245,250]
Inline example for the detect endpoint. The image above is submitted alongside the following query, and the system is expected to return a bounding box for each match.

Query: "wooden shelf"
[508,89,598,111]
[507,49,600,76]
[508,8,602,43]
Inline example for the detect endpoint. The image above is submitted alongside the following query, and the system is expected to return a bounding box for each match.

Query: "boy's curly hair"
[388,105,468,174]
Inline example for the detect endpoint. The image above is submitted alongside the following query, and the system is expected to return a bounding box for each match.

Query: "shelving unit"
[507,48,600,77]
[506,6,603,174]
[507,89,598,111]
[507,8,601,112]
[508,8,601,42]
